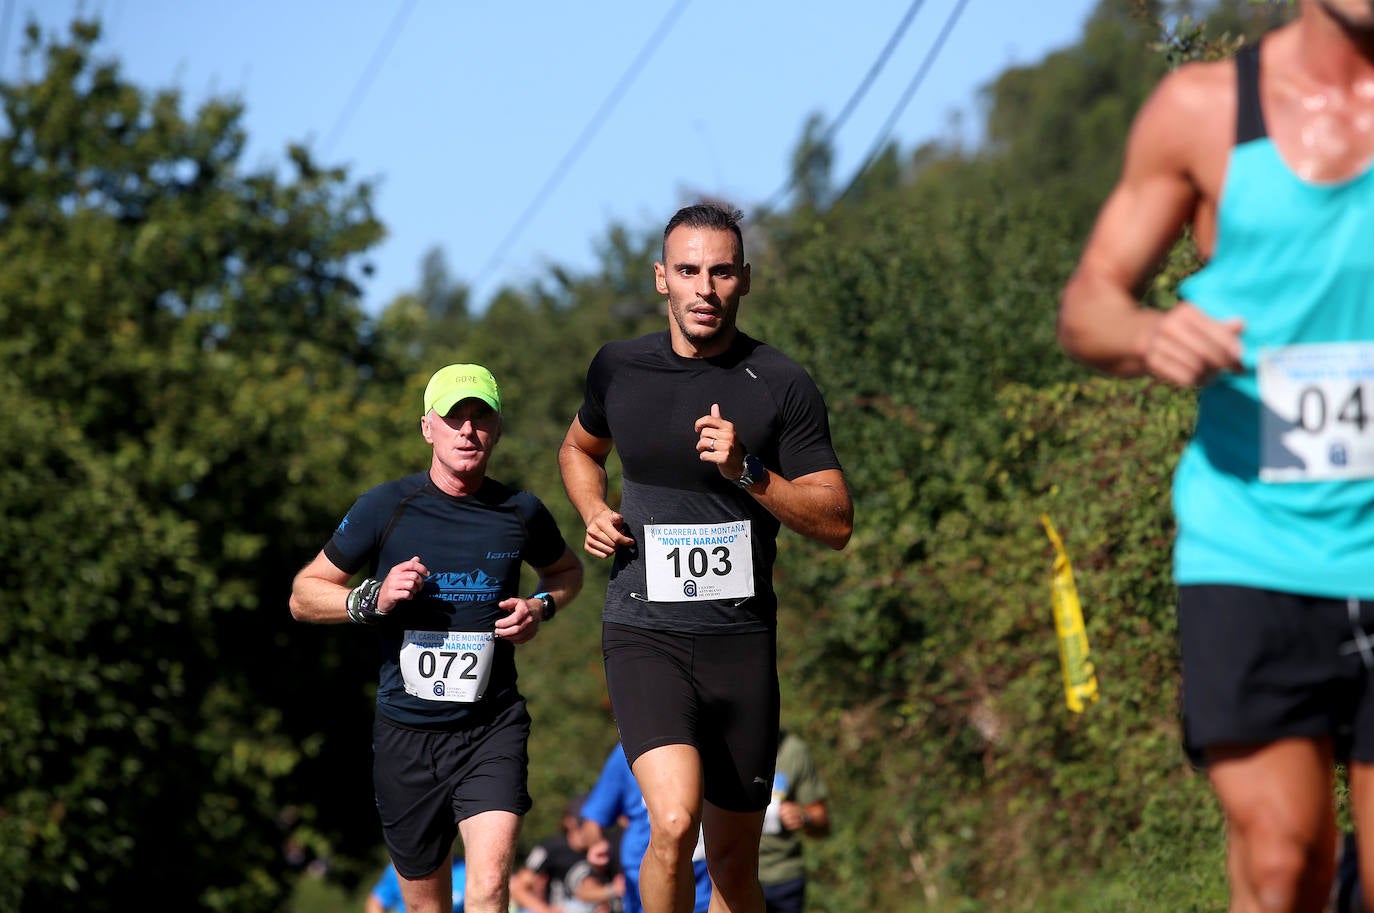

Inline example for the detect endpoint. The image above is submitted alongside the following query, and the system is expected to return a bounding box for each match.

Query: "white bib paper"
[398,630,495,703]
[1258,342,1374,482]
[643,521,755,602]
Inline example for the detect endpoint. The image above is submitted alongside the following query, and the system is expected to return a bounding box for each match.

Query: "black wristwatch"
[735,453,766,490]
[533,591,557,621]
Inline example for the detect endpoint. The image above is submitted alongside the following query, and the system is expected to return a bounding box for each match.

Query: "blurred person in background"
[758,731,829,913]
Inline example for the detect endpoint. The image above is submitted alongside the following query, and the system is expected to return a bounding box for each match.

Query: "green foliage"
[783,380,1221,912]
[974,0,1165,228]
[0,381,209,908]
[0,19,388,911]
[749,138,1223,906]
[1151,0,1292,68]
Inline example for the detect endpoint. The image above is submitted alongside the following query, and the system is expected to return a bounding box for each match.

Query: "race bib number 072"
[643,521,754,602]
[398,630,495,703]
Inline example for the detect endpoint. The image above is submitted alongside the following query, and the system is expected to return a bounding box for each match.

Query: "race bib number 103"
[643,521,755,602]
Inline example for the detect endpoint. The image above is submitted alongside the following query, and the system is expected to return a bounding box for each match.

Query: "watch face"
[739,454,764,488]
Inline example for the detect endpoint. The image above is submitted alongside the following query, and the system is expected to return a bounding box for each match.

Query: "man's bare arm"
[532,546,584,615]
[693,405,853,550]
[558,416,634,559]
[289,552,355,623]
[745,468,853,551]
[1058,64,1243,385]
[290,551,429,624]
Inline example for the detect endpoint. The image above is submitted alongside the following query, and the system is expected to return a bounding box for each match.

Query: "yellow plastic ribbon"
[1041,515,1099,713]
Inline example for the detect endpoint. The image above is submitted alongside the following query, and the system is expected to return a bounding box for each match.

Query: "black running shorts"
[603,622,780,812]
[1179,585,1374,765]
[372,695,532,878]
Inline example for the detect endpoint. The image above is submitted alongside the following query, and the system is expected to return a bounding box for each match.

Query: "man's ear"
[654,261,668,295]
[420,412,435,444]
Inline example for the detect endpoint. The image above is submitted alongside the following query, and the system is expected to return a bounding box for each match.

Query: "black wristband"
[346,578,384,624]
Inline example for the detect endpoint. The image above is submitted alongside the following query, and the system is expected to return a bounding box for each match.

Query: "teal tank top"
[1172,43,1374,598]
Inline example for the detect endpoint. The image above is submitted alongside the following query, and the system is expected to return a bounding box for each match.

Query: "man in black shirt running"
[559,203,852,913]
[292,363,583,913]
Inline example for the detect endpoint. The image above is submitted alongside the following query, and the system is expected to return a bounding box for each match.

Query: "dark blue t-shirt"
[324,472,569,728]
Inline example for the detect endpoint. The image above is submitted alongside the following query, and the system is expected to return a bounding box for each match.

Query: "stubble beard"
[670,298,735,350]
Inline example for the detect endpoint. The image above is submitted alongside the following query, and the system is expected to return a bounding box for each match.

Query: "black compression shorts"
[372,696,532,878]
[1179,585,1374,766]
[603,622,779,812]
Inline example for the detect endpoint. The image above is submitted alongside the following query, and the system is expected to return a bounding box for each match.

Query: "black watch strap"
[534,591,556,621]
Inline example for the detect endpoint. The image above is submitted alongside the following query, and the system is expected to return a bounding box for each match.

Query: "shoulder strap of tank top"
[1235,42,1267,145]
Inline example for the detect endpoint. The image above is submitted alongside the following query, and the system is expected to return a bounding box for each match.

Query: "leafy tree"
[787,112,835,212]
[0,20,391,911]
[976,0,1167,229]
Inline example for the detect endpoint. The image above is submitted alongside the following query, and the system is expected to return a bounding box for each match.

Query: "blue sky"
[4,0,1104,313]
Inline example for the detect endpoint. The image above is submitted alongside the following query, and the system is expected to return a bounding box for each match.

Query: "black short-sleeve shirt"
[324,471,569,728]
[576,331,842,633]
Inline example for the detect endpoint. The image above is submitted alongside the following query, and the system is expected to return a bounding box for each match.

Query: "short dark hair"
[662,202,745,261]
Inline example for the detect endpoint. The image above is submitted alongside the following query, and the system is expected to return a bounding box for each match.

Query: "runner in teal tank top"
[1058,3,1374,910]
[1172,40,1374,598]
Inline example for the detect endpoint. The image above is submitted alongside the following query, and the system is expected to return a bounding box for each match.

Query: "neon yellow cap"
[422,364,501,417]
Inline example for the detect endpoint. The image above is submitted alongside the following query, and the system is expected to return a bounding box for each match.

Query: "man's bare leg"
[701,801,765,913]
[397,852,455,913]
[634,744,704,913]
[1208,738,1336,913]
[458,810,523,913]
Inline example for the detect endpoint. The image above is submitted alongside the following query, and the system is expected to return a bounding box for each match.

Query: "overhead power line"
[834,0,972,206]
[477,0,692,288]
[760,0,928,212]
[320,0,417,158]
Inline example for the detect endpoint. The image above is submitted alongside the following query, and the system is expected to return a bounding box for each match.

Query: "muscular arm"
[288,551,354,624]
[289,551,428,624]
[493,545,585,644]
[1058,64,1244,386]
[532,546,583,615]
[744,468,853,551]
[696,404,853,550]
[558,417,634,559]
